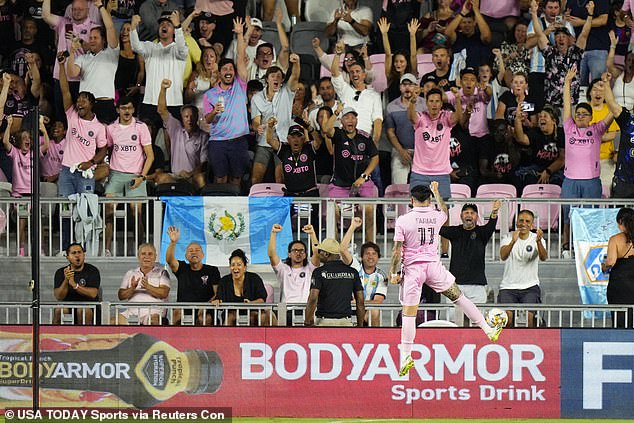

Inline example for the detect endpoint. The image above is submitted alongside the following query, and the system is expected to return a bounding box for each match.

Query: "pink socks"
[401,314,417,356]
[453,294,490,332]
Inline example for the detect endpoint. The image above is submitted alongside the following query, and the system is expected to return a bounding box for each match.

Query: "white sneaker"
[55,250,67,257]
[104,249,112,257]
[561,250,572,259]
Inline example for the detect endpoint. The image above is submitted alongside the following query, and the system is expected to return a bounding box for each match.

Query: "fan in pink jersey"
[2,114,50,256]
[389,182,504,377]
[103,96,154,256]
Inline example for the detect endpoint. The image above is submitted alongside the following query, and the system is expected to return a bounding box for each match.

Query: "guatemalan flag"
[160,197,294,266]
[570,207,620,315]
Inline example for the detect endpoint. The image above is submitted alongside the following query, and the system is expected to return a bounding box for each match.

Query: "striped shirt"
[527,16,575,73]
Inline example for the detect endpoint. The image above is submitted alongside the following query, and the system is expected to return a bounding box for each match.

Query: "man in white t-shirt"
[325,0,373,48]
[268,223,320,326]
[340,217,388,327]
[498,209,548,327]
[66,0,119,124]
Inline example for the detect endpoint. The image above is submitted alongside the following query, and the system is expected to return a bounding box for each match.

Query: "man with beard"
[440,201,500,318]
[225,17,268,67]
[53,243,101,324]
[66,0,119,124]
[193,12,223,52]
[103,96,154,256]
[250,53,300,185]
[386,73,425,184]
[203,17,250,188]
[420,45,455,91]
[131,10,188,129]
[166,226,221,326]
[8,17,53,80]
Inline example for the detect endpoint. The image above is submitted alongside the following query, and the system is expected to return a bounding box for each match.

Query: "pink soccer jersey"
[563,117,607,179]
[40,137,66,177]
[411,110,454,175]
[394,206,447,265]
[107,119,152,174]
[62,108,107,168]
[7,145,44,196]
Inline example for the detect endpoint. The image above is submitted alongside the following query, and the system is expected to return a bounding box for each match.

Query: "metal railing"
[0,196,626,261]
[0,302,629,328]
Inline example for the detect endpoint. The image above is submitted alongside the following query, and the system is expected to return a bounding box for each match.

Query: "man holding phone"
[42,0,97,121]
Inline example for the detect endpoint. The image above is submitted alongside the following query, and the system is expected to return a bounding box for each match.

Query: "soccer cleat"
[488,324,504,342]
[399,355,415,376]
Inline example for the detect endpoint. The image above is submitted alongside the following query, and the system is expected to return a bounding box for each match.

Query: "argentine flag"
[570,207,620,311]
[160,197,294,266]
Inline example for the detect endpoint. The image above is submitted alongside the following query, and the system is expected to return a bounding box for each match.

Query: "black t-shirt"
[450,125,481,174]
[277,142,317,194]
[331,128,378,187]
[174,260,221,302]
[499,90,540,127]
[482,138,518,183]
[311,260,363,318]
[53,263,101,301]
[615,109,634,183]
[8,42,54,79]
[570,0,609,52]
[0,3,15,56]
[421,69,455,91]
[217,272,267,303]
[452,30,491,68]
[525,127,564,170]
[439,218,497,286]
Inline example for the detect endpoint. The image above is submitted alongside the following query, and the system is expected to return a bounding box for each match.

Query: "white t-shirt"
[75,47,120,99]
[500,232,545,290]
[329,6,373,47]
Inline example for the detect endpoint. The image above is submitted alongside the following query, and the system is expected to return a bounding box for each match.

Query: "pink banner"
[0,327,561,419]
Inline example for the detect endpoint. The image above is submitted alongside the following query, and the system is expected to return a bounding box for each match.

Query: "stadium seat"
[265,283,275,303]
[304,0,339,22]
[249,183,286,197]
[290,21,329,56]
[417,54,435,78]
[156,182,197,196]
[369,54,388,93]
[520,184,562,230]
[475,184,517,229]
[0,181,11,197]
[449,183,472,225]
[384,183,410,228]
[200,183,241,196]
[261,22,282,56]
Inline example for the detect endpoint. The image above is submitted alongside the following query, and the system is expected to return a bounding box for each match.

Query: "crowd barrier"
[0,301,629,328]
[0,196,627,261]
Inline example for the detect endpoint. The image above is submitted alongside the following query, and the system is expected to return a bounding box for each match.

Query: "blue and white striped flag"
[159,196,294,266]
[570,207,620,310]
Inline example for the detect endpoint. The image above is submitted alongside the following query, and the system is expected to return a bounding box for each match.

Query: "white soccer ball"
[486,308,508,328]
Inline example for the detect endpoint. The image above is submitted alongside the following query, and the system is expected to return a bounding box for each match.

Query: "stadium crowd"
[0,0,633,327]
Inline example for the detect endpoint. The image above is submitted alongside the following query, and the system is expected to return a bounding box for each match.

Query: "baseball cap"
[317,238,340,255]
[461,203,478,213]
[460,66,477,78]
[554,27,572,36]
[198,12,217,23]
[250,18,263,29]
[341,106,358,117]
[288,124,305,136]
[400,73,417,84]
[158,11,173,24]
[420,73,439,86]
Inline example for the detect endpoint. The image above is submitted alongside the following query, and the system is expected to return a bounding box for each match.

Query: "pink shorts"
[327,181,377,198]
[399,261,455,306]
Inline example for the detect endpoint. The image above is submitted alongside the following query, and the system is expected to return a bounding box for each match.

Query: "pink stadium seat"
[475,184,517,230]
[384,183,410,228]
[449,184,472,225]
[520,184,562,230]
[369,54,388,93]
[417,54,435,78]
[265,283,275,303]
[249,183,286,197]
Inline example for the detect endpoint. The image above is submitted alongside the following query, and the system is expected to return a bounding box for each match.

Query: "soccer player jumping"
[389,182,504,376]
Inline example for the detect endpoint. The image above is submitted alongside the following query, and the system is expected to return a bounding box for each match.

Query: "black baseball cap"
[461,203,478,213]
[198,12,217,23]
[288,124,305,136]
[460,66,477,78]
[158,11,173,24]
[554,27,572,36]
[420,73,439,85]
